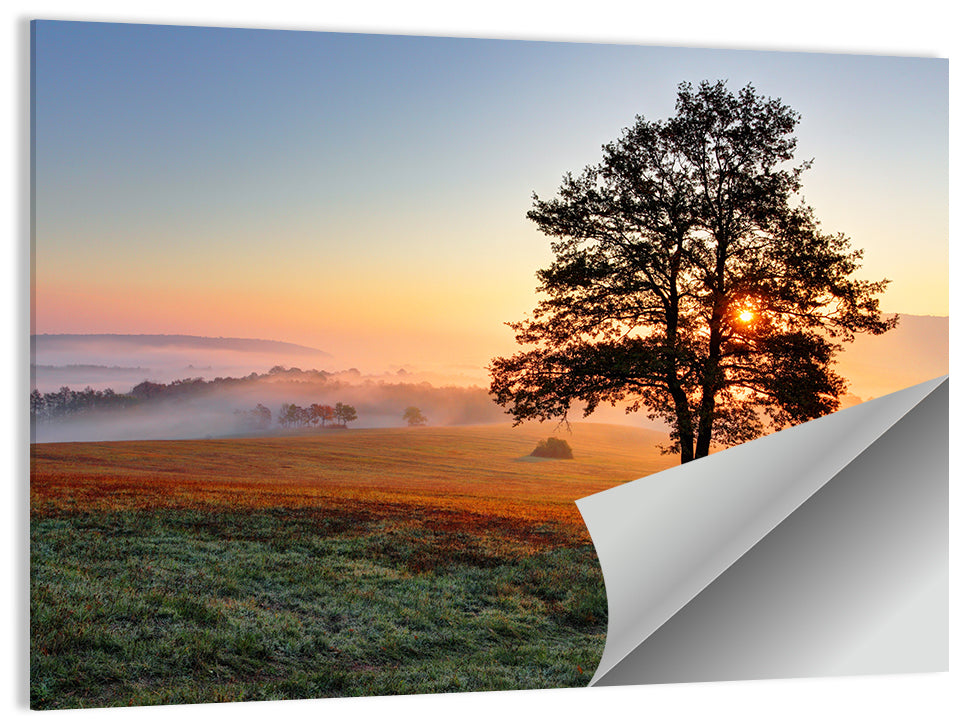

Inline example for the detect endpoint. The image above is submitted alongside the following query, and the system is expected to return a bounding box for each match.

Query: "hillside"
[30,334,334,392]
[30,333,329,356]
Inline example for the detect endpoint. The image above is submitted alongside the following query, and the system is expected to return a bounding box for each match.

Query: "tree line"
[274,402,358,429]
[30,386,137,422]
[31,367,341,424]
[33,380,436,435]
[236,403,429,431]
[30,377,226,422]
[30,384,361,432]
[31,368,443,433]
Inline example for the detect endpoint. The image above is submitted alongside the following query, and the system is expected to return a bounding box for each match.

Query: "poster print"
[29,19,948,709]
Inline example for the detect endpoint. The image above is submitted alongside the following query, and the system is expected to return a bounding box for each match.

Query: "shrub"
[529,437,573,459]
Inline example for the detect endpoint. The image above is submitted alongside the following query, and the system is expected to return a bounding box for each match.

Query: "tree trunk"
[695,293,726,459]
[695,348,721,458]
[669,385,695,463]
[679,435,695,464]
[694,227,730,460]
[695,408,714,458]
[665,243,695,464]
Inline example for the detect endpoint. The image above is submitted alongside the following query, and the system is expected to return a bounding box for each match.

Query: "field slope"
[31,423,671,708]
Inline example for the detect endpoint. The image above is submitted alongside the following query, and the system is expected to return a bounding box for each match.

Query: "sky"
[31,20,949,378]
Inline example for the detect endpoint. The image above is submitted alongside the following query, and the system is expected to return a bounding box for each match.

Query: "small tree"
[530,437,574,459]
[403,406,428,426]
[279,402,308,429]
[235,403,272,431]
[334,402,358,427]
[308,403,324,427]
[317,404,335,427]
[253,403,272,429]
[30,389,46,422]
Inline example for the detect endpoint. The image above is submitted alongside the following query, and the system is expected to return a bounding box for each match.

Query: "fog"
[30,334,491,393]
[30,317,948,444]
[30,372,510,443]
[29,334,515,442]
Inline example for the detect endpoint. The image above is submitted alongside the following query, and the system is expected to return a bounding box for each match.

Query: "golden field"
[32,422,672,543]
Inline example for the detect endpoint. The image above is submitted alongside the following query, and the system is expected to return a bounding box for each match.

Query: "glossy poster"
[29,19,948,710]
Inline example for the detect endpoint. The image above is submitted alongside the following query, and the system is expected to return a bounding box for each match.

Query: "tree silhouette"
[403,406,428,426]
[490,81,895,464]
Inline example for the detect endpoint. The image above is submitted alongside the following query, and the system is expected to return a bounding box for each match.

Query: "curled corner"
[577,377,948,686]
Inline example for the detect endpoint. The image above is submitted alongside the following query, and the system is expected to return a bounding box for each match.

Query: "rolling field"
[31,423,671,708]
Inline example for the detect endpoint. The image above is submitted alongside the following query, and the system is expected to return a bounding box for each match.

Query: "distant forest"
[31,376,251,423]
[29,365,501,436]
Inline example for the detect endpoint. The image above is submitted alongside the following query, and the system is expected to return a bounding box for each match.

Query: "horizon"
[30,313,950,410]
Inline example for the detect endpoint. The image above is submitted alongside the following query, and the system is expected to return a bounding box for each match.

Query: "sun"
[738,309,754,323]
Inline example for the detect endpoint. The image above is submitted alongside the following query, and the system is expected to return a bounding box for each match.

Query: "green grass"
[31,506,606,709]
[30,424,670,709]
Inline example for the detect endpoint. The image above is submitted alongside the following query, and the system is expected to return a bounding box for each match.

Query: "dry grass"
[31,422,671,541]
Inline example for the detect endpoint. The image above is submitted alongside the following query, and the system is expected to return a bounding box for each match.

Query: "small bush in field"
[530,437,573,459]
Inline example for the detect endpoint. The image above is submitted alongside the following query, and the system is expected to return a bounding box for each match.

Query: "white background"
[4,2,960,720]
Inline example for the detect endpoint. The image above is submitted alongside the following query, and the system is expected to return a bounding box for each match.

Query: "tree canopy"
[489,81,895,464]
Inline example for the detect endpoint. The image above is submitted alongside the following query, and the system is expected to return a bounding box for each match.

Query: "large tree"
[489,81,895,464]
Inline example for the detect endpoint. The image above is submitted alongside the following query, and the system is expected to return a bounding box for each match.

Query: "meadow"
[30,423,672,709]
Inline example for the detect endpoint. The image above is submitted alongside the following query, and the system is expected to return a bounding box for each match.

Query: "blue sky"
[31,20,948,374]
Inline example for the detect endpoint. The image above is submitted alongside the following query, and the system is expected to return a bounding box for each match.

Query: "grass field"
[30,423,671,709]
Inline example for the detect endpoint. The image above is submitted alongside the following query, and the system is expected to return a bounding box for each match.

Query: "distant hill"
[31,334,335,393]
[834,314,948,402]
[31,334,329,356]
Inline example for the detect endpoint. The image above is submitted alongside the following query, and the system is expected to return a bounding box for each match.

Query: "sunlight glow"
[738,309,754,323]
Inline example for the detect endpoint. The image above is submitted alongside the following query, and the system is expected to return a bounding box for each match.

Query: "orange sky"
[32,23,948,380]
